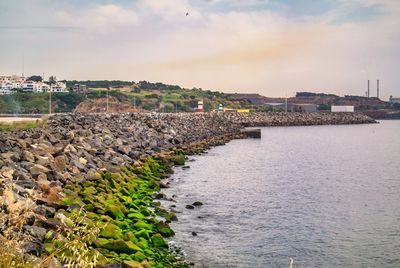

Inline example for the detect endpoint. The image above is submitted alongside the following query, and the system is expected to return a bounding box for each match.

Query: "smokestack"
[377,79,380,99]
[367,80,370,98]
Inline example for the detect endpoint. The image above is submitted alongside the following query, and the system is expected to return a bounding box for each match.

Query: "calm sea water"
[161,121,400,268]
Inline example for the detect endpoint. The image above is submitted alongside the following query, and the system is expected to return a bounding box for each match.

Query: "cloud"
[0,0,399,99]
[54,4,139,32]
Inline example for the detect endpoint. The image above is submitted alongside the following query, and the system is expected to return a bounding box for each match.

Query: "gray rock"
[30,164,49,176]
[24,225,47,242]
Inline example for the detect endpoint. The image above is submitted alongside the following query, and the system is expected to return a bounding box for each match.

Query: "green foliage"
[63,80,133,89]
[27,75,43,82]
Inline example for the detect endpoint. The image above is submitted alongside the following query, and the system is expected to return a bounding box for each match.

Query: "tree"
[49,76,57,84]
[27,75,42,82]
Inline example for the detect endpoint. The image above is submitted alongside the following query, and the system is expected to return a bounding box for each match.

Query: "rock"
[165,212,178,222]
[79,157,88,165]
[192,201,203,206]
[2,189,18,206]
[30,164,49,176]
[53,155,67,171]
[1,152,20,161]
[24,225,47,241]
[191,231,197,236]
[97,264,122,268]
[0,166,14,179]
[185,204,195,209]
[102,239,142,254]
[151,234,168,248]
[106,205,125,220]
[100,223,122,239]
[64,144,77,153]
[41,257,62,268]
[24,241,43,257]
[122,260,144,268]
[34,205,56,217]
[171,155,185,166]
[22,150,35,162]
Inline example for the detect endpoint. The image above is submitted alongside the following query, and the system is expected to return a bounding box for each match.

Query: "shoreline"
[0,112,375,267]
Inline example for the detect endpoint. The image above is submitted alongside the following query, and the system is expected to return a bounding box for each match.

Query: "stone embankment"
[0,112,375,267]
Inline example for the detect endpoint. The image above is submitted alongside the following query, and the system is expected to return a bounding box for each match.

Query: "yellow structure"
[236,109,250,113]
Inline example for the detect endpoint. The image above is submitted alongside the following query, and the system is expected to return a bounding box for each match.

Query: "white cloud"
[54,4,139,32]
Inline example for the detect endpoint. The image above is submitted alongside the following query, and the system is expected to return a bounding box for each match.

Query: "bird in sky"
[186,12,189,16]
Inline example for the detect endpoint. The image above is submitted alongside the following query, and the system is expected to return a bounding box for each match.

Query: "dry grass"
[0,173,102,268]
[0,118,47,132]
[42,209,103,268]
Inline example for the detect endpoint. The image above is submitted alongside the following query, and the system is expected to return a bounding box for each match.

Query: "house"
[73,84,88,94]
[23,81,41,92]
[0,75,25,90]
[51,81,67,92]
[22,81,50,93]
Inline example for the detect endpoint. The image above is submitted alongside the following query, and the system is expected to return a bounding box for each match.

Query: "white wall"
[331,106,354,112]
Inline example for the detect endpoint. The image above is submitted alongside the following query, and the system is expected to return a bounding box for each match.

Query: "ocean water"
[161,121,400,268]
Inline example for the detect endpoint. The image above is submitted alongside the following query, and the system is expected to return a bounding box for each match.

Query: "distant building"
[0,88,15,95]
[0,75,25,90]
[23,81,41,92]
[331,105,354,112]
[265,102,285,111]
[73,84,88,94]
[51,81,67,92]
[389,96,400,104]
[290,103,317,112]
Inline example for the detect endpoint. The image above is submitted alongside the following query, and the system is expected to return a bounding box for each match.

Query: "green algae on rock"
[52,154,189,267]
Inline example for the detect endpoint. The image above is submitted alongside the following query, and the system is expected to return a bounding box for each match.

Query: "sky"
[0,0,399,99]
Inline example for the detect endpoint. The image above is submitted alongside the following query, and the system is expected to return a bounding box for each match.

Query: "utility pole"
[133,96,136,110]
[377,79,380,99]
[106,88,109,113]
[49,89,52,115]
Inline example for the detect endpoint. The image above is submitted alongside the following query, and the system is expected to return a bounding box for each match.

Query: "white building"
[331,105,354,112]
[23,81,42,93]
[0,75,25,91]
[51,81,67,92]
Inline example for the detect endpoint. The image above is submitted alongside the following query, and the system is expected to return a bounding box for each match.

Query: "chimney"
[377,79,380,99]
[367,80,370,98]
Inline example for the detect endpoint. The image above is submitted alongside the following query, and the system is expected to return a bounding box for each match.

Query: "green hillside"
[0,81,257,114]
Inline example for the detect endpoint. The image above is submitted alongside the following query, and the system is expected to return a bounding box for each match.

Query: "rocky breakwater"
[223,112,376,127]
[0,112,243,267]
[0,111,375,267]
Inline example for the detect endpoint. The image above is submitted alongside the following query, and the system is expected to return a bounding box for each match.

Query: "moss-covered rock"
[151,234,168,248]
[106,204,125,220]
[171,155,185,166]
[100,223,122,239]
[102,240,143,254]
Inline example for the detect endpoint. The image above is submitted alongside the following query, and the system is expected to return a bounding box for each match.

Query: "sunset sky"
[0,0,399,99]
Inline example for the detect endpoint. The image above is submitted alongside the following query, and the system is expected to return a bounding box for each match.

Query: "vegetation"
[0,119,46,132]
[59,154,189,267]
[27,75,43,82]
[63,80,133,89]
[296,92,338,97]
[0,170,102,268]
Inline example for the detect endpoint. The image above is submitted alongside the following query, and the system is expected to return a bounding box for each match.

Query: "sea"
[161,120,400,268]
